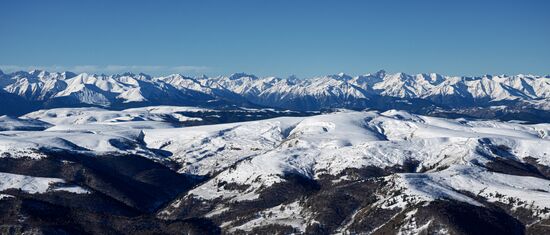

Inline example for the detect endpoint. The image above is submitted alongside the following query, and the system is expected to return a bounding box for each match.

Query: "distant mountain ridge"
[1,69,549,121]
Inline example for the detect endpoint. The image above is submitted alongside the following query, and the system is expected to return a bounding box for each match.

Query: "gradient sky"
[1,0,549,77]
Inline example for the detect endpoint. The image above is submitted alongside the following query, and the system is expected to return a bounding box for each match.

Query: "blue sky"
[1,0,549,77]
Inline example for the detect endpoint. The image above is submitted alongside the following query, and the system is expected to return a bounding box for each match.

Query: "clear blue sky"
[1,0,549,77]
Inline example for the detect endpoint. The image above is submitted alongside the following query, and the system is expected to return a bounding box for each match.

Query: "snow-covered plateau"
[0,105,549,234]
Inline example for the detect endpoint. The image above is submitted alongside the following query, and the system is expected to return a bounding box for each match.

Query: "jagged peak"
[482,74,493,79]
[11,70,30,77]
[195,74,209,80]
[327,73,353,81]
[28,69,49,77]
[429,72,443,78]
[416,73,444,83]
[136,73,153,80]
[119,72,136,77]
[287,74,299,80]
[228,72,258,80]
[28,69,43,74]
[0,68,548,114]
[385,72,411,80]
[374,69,386,78]
[163,73,195,81]
[61,71,77,79]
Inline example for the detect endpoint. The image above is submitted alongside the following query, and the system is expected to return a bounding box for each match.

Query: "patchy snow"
[0,126,151,156]
[0,194,14,200]
[387,165,550,218]
[0,120,162,158]
[22,106,204,125]
[0,172,89,194]
[3,105,550,227]
[397,209,436,235]
[124,106,211,114]
[144,117,303,176]
[229,201,309,232]
[179,110,550,207]
[0,140,47,159]
[0,115,52,131]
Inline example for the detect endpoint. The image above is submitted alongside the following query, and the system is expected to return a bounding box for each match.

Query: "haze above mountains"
[1,69,549,122]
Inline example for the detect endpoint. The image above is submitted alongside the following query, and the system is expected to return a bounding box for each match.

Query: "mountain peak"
[229,73,258,80]
[287,74,299,80]
[120,72,136,77]
[29,69,48,77]
[374,69,386,78]
[61,71,77,79]
[195,74,209,80]
[0,69,548,119]
[328,73,353,81]
[137,73,152,80]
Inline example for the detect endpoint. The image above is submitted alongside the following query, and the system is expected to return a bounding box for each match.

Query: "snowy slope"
[22,106,206,125]
[1,107,193,157]
[0,172,89,194]
[152,109,550,233]
[0,115,52,131]
[0,70,220,112]
[169,110,548,203]
[1,105,550,234]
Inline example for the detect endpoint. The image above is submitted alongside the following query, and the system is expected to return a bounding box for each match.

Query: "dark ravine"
[0,151,217,234]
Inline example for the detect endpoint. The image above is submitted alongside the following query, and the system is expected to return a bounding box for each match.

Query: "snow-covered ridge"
[0,172,89,194]
[169,110,549,201]
[1,105,550,233]
[0,106,213,157]
[149,108,550,232]
[1,69,549,114]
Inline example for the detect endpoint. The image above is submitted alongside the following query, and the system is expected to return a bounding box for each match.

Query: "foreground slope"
[0,106,549,234]
[156,110,550,234]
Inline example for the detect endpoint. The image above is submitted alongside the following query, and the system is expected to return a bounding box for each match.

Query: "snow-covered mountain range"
[0,106,549,234]
[1,68,550,234]
[1,69,549,121]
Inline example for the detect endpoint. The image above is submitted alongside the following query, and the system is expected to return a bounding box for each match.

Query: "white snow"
[229,201,309,232]
[3,70,550,111]
[0,194,14,200]
[0,115,52,131]
[397,209,436,235]
[177,110,550,208]
[23,106,205,125]
[0,172,89,194]
[2,105,550,226]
